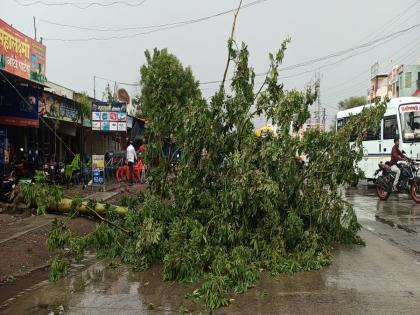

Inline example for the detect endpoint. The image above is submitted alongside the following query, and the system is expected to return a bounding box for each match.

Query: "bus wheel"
[376,184,390,200]
[410,183,420,203]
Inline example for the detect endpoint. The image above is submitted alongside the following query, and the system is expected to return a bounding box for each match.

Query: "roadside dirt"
[0,214,96,304]
[0,181,146,304]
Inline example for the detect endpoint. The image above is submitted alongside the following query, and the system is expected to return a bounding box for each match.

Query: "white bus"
[336,97,420,181]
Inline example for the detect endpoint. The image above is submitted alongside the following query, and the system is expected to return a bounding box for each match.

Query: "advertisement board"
[92,154,105,185]
[39,92,81,123]
[91,102,127,132]
[0,19,46,84]
[0,83,39,127]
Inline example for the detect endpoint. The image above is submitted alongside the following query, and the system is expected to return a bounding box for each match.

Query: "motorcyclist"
[389,136,407,191]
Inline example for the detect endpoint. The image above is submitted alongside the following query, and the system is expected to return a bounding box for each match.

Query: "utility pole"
[33,16,37,41]
[93,76,96,100]
[317,72,321,126]
[322,108,326,130]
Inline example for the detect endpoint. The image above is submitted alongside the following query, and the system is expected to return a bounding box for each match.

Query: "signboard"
[0,19,46,84]
[91,102,127,132]
[0,83,39,127]
[400,104,420,113]
[39,92,81,123]
[92,154,105,185]
[127,116,133,128]
[117,88,130,104]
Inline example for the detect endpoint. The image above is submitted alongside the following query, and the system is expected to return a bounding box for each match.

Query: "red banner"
[0,19,46,84]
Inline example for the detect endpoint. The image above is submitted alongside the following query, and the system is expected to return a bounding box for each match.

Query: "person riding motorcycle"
[390,136,408,191]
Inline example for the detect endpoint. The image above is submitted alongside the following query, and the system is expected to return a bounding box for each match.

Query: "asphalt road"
[1,186,420,315]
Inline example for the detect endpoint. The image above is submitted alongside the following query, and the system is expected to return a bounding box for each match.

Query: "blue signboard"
[91,102,127,132]
[92,155,105,186]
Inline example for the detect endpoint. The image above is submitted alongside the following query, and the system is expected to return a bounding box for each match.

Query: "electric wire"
[357,0,419,43]
[12,0,147,9]
[199,23,420,85]
[38,0,268,33]
[42,0,269,41]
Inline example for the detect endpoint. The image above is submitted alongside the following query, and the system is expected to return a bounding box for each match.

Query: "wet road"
[1,186,420,314]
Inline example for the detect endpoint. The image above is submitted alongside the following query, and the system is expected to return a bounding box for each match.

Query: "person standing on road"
[126,140,137,184]
[390,136,406,191]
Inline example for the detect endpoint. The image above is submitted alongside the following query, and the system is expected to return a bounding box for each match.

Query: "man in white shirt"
[126,140,137,184]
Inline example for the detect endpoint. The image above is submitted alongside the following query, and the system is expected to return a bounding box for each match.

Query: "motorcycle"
[374,157,420,203]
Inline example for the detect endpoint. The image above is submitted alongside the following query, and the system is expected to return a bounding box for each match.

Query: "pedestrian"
[126,140,137,184]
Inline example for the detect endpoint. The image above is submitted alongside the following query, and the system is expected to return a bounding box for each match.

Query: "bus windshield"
[400,104,420,142]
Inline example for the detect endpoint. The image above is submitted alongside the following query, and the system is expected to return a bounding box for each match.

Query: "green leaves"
[20,172,64,215]
[44,38,385,310]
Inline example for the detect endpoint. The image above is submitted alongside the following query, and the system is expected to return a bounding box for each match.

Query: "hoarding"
[0,19,46,84]
[0,83,39,127]
[91,102,127,132]
[39,92,81,123]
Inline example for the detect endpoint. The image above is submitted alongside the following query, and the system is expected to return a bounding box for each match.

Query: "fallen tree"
[40,5,386,310]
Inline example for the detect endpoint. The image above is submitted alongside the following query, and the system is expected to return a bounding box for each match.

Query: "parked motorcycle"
[43,161,65,184]
[374,158,420,203]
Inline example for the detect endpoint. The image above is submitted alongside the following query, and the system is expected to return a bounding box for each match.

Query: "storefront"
[0,18,46,170]
[0,71,44,165]
[39,87,81,163]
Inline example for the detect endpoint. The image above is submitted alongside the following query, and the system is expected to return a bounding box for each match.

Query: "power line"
[95,75,139,87]
[12,0,147,9]
[199,23,420,85]
[42,0,269,41]
[322,34,420,98]
[39,0,267,32]
[358,0,420,43]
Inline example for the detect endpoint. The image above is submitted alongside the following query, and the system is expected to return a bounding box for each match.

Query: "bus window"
[383,115,398,140]
[337,118,346,130]
[400,109,420,142]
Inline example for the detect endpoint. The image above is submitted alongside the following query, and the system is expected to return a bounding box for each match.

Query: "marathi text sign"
[91,102,127,132]
[400,104,420,113]
[0,19,46,84]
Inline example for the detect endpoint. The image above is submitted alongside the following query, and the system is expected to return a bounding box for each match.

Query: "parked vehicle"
[336,97,420,182]
[374,157,420,203]
[43,161,66,184]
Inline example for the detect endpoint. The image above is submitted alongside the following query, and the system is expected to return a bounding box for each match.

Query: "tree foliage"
[102,82,116,102]
[46,40,385,310]
[76,91,91,119]
[338,96,367,110]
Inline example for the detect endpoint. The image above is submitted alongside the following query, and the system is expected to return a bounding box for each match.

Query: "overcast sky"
[1,0,420,127]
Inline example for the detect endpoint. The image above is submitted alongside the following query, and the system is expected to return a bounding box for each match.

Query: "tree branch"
[220,0,243,89]
[86,205,130,235]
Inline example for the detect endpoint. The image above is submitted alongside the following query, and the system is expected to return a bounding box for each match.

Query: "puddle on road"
[0,261,199,315]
